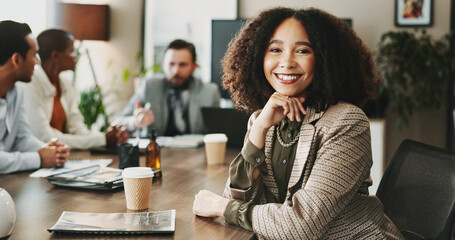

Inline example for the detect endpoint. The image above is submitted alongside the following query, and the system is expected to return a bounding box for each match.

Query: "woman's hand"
[193,190,229,218]
[249,92,306,149]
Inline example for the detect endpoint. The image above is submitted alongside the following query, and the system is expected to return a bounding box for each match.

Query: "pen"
[136,102,151,141]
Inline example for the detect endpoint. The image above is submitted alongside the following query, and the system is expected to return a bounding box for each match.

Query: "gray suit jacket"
[116,76,220,136]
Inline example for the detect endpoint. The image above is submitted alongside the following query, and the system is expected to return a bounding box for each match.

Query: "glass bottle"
[145,129,161,178]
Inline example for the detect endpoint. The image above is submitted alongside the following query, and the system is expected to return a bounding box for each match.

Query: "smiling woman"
[193,7,405,240]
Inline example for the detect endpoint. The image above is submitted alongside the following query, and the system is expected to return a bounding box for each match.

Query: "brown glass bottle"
[145,129,161,178]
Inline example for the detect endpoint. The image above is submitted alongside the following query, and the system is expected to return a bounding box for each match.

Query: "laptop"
[201,107,249,148]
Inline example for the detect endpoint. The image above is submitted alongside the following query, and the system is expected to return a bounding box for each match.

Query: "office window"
[0,0,48,35]
[143,0,237,83]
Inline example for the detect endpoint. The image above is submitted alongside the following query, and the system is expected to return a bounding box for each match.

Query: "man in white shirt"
[0,20,69,174]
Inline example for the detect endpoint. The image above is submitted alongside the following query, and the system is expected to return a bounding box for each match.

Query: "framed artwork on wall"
[395,0,433,27]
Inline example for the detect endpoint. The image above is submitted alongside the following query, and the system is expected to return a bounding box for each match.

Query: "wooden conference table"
[1,146,254,240]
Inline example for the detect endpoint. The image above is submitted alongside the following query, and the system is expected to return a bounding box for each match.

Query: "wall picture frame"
[395,0,433,27]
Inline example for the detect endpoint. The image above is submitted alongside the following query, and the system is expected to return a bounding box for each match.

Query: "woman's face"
[57,38,76,72]
[263,17,315,97]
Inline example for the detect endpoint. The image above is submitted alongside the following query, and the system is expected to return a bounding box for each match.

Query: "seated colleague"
[116,39,220,137]
[20,29,128,150]
[0,21,69,174]
[193,8,404,239]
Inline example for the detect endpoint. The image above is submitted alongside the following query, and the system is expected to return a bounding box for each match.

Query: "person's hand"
[48,138,70,166]
[255,92,306,129]
[38,138,70,168]
[115,124,129,144]
[133,100,154,129]
[105,124,129,148]
[193,190,229,218]
[249,92,306,149]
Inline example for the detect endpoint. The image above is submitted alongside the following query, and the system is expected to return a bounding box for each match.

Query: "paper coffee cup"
[122,167,154,210]
[204,133,228,165]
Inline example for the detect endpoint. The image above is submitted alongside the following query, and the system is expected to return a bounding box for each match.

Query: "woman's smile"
[274,73,303,84]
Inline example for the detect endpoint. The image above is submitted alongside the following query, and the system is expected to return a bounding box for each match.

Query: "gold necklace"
[276,122,300,148]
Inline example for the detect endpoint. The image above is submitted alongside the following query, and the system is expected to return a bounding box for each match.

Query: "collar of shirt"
[278,117,303,132]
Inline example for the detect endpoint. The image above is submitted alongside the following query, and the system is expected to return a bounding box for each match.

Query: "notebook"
[48,210,176,234]
[201,107,249,148]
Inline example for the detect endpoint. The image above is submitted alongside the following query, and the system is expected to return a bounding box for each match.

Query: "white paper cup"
[204,134,228,165]
[122,167,154,210]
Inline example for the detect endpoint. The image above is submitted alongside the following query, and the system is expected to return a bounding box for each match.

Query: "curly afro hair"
[222,7,382,114]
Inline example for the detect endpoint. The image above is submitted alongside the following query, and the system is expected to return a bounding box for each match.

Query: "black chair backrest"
[376,139,455,240]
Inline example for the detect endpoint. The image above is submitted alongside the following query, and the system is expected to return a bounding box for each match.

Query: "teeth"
[277,74,299,81]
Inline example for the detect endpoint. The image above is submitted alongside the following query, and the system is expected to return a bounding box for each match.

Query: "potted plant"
[375,29,453,128]
[73,45,109,132]
[78,85,108,131]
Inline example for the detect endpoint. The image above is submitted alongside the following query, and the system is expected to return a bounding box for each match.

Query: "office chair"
[376,139,455,240]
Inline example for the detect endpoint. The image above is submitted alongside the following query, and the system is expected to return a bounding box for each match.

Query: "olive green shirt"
[224,118,302,230]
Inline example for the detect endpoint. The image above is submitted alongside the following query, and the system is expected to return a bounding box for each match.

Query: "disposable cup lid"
[204,133,228,143]
[122,167,154,178]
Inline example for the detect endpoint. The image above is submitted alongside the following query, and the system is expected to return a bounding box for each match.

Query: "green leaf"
[122,69,131,83]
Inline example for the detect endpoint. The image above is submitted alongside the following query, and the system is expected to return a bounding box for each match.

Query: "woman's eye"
[269,48,281,53]
[297,49,311,54]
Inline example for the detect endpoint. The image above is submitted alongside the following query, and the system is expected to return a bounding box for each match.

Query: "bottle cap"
[149,129,157,141]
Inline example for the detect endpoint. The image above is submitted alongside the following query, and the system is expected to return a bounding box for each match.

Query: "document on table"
[29,159,113,178]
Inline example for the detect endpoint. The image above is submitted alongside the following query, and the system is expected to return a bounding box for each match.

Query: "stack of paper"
[30,159,112,178]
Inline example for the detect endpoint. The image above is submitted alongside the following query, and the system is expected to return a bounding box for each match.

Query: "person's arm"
[222,139,268,231]
[194,93,305,223]
[194,114,267,231]
[114,79,153,132]
[0,151,41,174]
[249,106,372,239]
[0,103,44,174]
